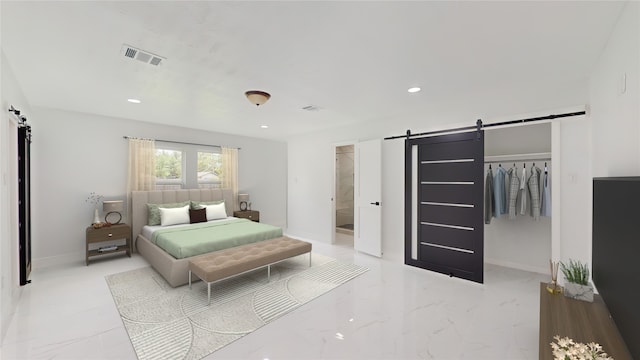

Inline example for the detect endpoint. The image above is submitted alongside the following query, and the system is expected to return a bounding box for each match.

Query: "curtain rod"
[123,136,241,150]
[384,111,586,141]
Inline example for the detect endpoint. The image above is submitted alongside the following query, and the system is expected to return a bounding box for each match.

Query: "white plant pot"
[563,282,594,302]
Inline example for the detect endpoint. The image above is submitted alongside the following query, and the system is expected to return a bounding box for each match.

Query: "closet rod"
[384,110,586,141]
[485,158,550,164]
[484,152,551,163]
[123,136,241,150]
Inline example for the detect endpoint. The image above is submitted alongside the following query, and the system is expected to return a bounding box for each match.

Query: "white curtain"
[221,147,238,210]
[127,138,156,193]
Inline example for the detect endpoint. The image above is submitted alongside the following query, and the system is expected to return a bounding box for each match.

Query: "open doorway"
[335,144,354,247]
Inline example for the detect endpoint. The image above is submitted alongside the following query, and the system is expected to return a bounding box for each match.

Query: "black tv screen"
[592,177,640,359]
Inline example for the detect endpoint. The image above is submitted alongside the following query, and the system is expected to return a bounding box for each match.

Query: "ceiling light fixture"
[245,90,271,106]
[260,125,269,129]
[127,98,141,104]
[407,87,421,93]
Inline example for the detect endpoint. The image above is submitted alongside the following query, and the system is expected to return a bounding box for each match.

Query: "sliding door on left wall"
[18,125,32,285]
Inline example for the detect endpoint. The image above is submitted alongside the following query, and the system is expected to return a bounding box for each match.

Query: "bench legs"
[190,270,213,305]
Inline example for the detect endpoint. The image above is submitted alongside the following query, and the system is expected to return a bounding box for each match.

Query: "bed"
[131,189,282,287]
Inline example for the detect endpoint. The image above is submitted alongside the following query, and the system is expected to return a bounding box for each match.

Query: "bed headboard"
[131,189,234,245]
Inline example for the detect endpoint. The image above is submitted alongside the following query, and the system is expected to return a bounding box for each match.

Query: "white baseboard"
[485,258,547,275]
[33,251,84,270]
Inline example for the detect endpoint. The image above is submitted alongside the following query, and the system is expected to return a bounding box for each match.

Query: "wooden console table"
[539,283,632,360]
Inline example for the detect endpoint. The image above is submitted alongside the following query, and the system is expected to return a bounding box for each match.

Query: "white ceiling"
[1,1,625,141]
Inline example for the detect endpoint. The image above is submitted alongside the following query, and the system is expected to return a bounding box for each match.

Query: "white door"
[354,139,382,257]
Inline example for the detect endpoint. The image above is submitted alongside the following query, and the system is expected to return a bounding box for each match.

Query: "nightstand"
[85,223,131,265]
[234,210,260,222]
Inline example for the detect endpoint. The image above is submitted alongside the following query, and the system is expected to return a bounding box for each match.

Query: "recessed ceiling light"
[127,98,141,104]
[407,87,421,93]
[260,125,269,129]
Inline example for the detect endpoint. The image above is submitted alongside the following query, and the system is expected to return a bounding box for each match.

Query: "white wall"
[0,49,29,342]
[28,108,288,268]
[557,116,592,270]
[586,2,639,285]
[590,1,640,178]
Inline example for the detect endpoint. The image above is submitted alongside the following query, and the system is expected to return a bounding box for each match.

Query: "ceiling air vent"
[121,44,165,66]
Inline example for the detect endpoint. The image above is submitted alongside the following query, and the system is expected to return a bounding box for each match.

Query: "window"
[197,151,222,189]
[155,149,184,190]
[154,143,223,189]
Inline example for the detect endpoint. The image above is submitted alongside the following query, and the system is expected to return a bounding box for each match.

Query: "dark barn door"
[405,131,484,283]
[18,125,32,286]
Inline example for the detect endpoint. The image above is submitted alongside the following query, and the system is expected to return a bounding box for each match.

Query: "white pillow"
[203,202,227,221]
[159,205,190,226]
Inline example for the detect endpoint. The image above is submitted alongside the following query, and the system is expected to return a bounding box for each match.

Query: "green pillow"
[190,200,224,210]
[147,201,190,226]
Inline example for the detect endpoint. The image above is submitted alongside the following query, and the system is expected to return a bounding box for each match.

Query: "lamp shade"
[103,200,124,212]
[245,90,270,106]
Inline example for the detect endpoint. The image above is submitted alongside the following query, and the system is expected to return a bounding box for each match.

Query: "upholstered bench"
[188,236,312,305]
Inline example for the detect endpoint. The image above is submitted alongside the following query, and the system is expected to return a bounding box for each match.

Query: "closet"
[398,114,570,283]
[483,123,551,274]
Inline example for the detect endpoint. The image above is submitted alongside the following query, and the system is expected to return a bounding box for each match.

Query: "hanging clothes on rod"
[541,163,552,217]
[493,164,508,218]
[485,155,552,221]
[528,164,542,221]
[507,164,520,219]
[519,163,528,215]
[485,166,495,224]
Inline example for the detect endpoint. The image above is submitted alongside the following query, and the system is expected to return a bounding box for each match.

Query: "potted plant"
[560,259,594,302]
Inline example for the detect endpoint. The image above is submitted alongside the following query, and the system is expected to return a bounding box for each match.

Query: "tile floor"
[1,234,546,359]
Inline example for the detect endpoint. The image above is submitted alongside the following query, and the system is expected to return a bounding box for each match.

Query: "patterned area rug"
[105,253,368,360]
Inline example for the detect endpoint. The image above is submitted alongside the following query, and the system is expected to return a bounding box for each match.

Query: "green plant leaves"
[560,259,590,285]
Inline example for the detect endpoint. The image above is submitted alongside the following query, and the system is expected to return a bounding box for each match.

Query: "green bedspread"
[151,218,283,259]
